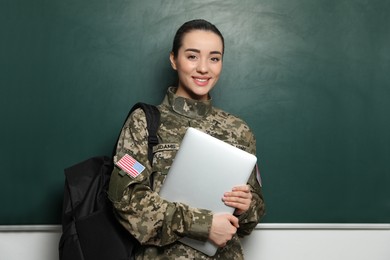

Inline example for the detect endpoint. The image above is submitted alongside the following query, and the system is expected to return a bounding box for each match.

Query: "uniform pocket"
[152,143,179,193]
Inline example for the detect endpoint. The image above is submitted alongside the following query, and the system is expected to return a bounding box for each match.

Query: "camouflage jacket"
[108,87,265,259]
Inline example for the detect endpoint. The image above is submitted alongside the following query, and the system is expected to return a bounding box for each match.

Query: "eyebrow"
[184,48,222,55]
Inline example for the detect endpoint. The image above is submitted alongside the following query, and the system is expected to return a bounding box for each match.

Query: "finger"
[225,200,250,212]
[232,185,250,192]
[227,214,239,228]
[224,191,252,201]
[223,195,247,205]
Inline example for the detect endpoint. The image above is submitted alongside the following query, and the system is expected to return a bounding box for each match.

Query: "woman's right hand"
[208,213,239,247]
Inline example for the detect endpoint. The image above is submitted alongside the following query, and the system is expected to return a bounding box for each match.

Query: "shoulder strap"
[111,102,160,167]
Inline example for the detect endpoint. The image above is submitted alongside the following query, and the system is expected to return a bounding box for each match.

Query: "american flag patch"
[116,154,145,178]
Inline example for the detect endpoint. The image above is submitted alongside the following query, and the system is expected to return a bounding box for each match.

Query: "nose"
[196,59,208,74]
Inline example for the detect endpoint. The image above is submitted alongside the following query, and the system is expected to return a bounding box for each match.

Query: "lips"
[193,77,210,86]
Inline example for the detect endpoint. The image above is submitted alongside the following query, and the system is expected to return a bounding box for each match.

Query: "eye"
[210,57,221,62]
[187,55,198,60]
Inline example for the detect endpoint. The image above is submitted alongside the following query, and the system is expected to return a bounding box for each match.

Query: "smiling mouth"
[193,77,210,83]
[195,78,208,82]
[193,77,210,86]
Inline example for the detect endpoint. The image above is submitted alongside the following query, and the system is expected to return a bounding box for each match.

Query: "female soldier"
[108,19,265,259]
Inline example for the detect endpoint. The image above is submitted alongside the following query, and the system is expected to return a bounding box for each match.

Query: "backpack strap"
[131,102,160,165]
[111,102,160,167]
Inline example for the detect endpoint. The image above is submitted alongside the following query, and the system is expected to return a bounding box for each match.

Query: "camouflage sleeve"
[108,108,213,246]
[236,130,266,237]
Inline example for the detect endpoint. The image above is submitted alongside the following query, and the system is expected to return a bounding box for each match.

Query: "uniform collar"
[165,86,213,119]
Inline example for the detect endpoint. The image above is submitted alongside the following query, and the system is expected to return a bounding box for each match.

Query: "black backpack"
[59,102,160,260]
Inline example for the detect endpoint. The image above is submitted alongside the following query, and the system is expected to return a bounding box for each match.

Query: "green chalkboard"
[1,0,389,225]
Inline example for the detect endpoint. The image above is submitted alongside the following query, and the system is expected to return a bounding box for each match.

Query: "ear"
[169,52,177,70]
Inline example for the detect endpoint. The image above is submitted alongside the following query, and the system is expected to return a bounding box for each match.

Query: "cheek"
[212,64,223,76]
[177,67,191,81]
[176,58,195,73]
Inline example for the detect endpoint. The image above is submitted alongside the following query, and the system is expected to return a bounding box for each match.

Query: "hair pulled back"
[171,19,225,58]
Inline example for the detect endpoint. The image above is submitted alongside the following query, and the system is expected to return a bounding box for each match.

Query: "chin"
[192,89,212,100]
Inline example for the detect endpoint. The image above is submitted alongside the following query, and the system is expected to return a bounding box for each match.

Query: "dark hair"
[171,19,225,58]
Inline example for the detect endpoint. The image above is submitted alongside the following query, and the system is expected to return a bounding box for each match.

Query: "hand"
[222,185,252,215]
[208,213,239,247]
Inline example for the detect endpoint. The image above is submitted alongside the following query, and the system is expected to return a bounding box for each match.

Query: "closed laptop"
[159,127,257,256]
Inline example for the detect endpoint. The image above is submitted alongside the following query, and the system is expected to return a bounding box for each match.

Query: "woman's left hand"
[222,185,252,216]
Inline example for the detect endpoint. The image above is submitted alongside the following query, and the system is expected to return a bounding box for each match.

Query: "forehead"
[181,30,223,53]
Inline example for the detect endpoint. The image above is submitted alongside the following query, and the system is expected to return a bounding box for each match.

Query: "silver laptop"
[159,127,257,256]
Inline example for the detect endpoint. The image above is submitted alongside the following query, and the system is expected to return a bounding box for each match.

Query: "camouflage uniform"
[108,87,265,259]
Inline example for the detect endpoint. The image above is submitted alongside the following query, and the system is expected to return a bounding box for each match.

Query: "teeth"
[196,78,207,82]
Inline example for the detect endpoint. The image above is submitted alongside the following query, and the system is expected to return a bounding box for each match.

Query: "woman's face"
[170,30,223,101]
